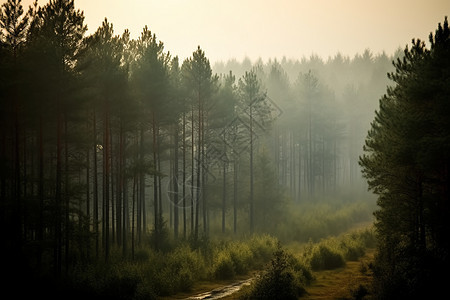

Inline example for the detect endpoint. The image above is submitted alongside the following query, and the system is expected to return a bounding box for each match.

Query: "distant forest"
[2,0,449,299]
[1,0,389,265]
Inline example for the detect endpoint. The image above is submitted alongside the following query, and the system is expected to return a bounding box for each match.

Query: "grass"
[62,234,279,299]
[43,198,376,299]
[301,248,375,300]
[212,227,376,300]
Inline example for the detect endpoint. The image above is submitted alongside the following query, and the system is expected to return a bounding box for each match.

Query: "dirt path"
[183,278,253,300]
[162,274,257,300]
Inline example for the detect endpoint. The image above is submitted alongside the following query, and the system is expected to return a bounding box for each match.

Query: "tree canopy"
[360,17,450,299]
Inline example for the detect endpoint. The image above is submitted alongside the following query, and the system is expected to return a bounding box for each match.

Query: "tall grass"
[299,227,376,271]
[52,198,375,299]
[240,245,312,300]
[239,227,376,299]
[274,200,375,242]
[62,234,279,298]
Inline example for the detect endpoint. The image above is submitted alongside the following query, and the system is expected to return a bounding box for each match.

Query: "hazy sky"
[3,0,450,62]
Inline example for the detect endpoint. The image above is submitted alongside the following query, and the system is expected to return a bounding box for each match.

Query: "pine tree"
[24,0,86,275]
[132,26,170,249]
[360,17,450,299]
[238,70,265,233]
[0,0,30,276]
[181,46,217,240]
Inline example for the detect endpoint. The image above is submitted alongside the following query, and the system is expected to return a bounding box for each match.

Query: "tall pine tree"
[360,17,450,299]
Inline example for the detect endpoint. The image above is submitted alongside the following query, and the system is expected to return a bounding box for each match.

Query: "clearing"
[301,248,375,300]
[165,248,375,300]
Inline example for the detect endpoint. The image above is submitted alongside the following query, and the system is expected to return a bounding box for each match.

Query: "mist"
[2,0,449,299]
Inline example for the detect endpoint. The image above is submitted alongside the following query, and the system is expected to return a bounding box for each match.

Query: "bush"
[286,253,314,285]
[143,245,206,295]
[241,246,307,300]
[213,250,236,279]
[309,245,345,270]
[340,239,365,261]
[228,242,254,275]
[68,261,156,300]
[247,234,278,268]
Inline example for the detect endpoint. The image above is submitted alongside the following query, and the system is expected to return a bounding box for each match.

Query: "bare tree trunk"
[233,159,238,234]
[222,160,226,234]
[55,103,63,276]
[173,124,179,239]
[131,171,136,260]
[64,115,70,273]
[191,106,195,235]
[103,104,111,261]
[195,98,201,241]
[152,113,159,249]
[38,116,44,270]
[249,104,254,234]
[139,127,145,245]
[182,113,187,239]
[93,111,99,259]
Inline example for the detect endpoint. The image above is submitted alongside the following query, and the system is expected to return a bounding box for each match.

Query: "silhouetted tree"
[360,17,450,299]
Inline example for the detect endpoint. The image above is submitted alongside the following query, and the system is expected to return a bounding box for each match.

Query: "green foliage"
[57,235,279,298]
[240,245,309,300]
[228,242,253,275]
[210,234,278,279]
[247,234,279,268]
[212,250,236,279]
[309,244,345,271]
[146,246,207,295]
[274,199,375,243]
[360,17,450,299]
[301,228,374,271]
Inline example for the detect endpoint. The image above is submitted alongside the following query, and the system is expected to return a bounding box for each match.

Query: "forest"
[1,0,449,299]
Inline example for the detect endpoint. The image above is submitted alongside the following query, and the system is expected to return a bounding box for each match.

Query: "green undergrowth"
[62,234,278,299]
[300,227,377,271]
[42,228,375,299]
[274,200,375,243]
[239,227,376,300]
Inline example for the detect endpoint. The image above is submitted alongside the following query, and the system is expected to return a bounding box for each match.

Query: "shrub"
[248,234,278,268]
[228,242,254,275]
[309,245,345,270]
[241,246,307,300]
[165,246,206,291]
[286,253,314,285]
[340,239,365,261]
[142,245,206,295]
[213,250,236,279]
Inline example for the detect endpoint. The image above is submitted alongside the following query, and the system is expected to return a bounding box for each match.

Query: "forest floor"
[164,249,375,300]
[160,272,257,300]
[300,248,375,300]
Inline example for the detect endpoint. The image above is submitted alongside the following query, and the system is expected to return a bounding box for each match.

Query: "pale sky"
[3,0,450,63]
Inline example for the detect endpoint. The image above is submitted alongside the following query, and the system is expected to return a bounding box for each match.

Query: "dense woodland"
[360,17,450,299]
[1,0,448,299]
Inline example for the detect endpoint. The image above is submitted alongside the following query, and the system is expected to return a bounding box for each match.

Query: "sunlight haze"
[4,0,450,62]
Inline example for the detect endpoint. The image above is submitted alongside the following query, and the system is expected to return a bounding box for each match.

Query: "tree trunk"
[233,159,238,234]
[139,127,145,245]
[93,111,99,258]
[152,113,159,249]
[55,104,63,276]
[182,113,187,239]
[173,124,179,239]
[103,100,110,261]
[249,104,254,233]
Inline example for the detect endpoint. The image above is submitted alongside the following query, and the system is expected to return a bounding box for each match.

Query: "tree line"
[360,17,449,298]
[214,48,396,202]
[1,0,397,283]
[0,0,287,278]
